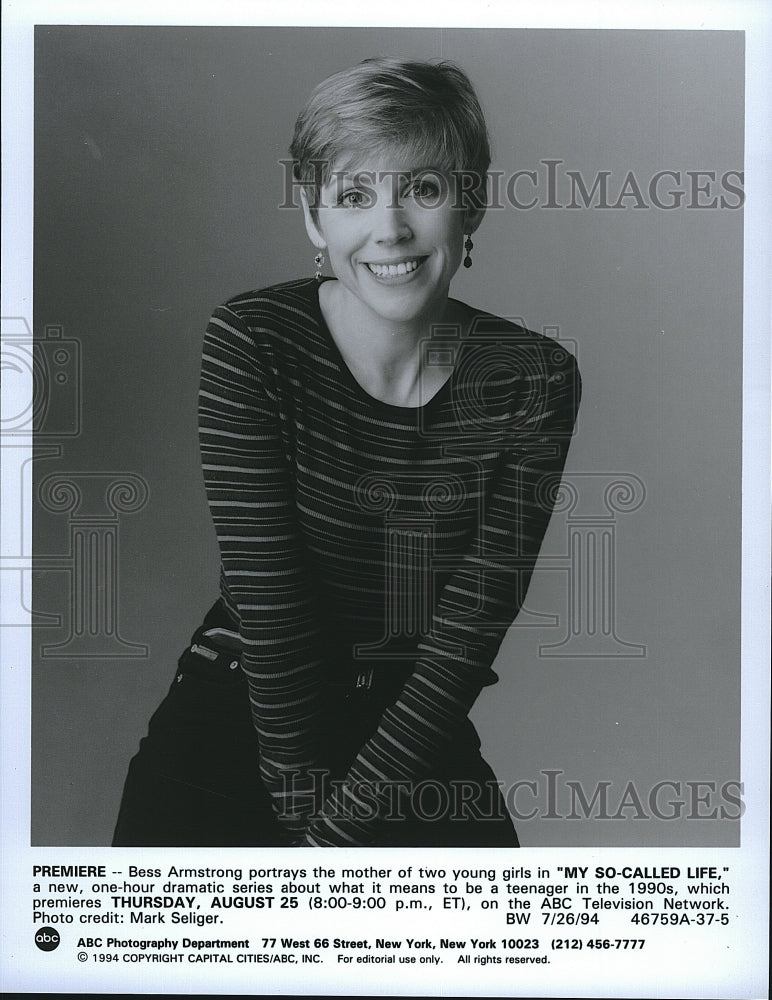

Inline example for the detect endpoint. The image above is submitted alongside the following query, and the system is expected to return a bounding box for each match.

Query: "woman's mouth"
[364,257,426,279]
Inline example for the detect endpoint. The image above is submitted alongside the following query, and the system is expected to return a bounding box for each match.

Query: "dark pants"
[113,602,518,848]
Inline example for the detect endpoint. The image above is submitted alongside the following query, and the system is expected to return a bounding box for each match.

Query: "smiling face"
[302,153,484,330]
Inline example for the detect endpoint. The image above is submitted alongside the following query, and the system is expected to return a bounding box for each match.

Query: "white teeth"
[367,259,421,277]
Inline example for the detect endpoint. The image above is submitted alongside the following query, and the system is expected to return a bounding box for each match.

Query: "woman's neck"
[318,279,468,407]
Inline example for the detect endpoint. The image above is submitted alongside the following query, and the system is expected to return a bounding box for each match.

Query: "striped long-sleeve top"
[198,277,581,846]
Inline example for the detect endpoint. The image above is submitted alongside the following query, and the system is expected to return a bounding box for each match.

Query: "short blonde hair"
[290,57,491,211]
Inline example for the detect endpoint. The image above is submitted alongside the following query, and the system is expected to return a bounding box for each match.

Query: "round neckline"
[309,277,458,416]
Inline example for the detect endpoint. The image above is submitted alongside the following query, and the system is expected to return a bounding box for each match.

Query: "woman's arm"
[301,350,582,846]
[199,303,328,841]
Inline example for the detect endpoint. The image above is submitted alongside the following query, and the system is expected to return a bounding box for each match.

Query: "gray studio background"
[32,26,743,846]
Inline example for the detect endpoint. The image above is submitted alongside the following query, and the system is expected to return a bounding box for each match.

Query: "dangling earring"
[314,250,326,280]
[463,235,474,269]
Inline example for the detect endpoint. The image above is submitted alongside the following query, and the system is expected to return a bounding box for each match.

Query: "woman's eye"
[339,190,365,208]
[409,178,442,202]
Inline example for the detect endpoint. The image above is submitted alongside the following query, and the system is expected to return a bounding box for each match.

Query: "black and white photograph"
[28,23,746,849]
[1,3,769,997]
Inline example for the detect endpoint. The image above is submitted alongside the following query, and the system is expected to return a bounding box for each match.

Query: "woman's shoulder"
[206,278,326,374]
[448,301,581,430]
[454,300,580,379]
[216,277,321,331]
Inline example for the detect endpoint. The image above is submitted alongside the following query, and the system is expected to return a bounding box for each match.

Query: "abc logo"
[35,927,61,952]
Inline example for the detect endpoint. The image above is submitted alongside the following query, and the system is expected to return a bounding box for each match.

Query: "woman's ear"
[300,188,326,250]
[465,203,486,236]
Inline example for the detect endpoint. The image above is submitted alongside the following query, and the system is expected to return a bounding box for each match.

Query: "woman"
[113,57,580,848]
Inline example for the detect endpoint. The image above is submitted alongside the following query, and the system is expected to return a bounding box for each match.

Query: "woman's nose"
[370,199,412,244]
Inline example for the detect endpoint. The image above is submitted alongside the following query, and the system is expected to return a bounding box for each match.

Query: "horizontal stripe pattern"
[198,277,580,845]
